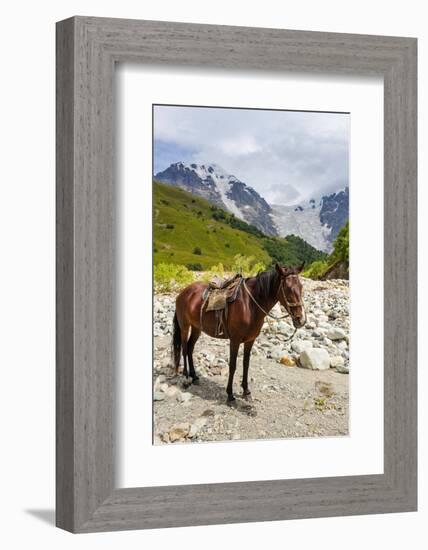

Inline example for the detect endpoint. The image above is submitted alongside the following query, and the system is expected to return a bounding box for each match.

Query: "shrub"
[228,216,265,238]
[154,263,194,292]
[193,247,202,255]
[185,263,203,271]
[303,222,349,280]
[331,222,349,265]
[232,254,266,277]
[303,260,329,279]
[212,210,226,222]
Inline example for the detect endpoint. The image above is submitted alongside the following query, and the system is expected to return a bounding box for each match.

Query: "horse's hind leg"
[242,340,255,398]
[226,339,240,403]
[180,323,190,379]
[187,327,201,383]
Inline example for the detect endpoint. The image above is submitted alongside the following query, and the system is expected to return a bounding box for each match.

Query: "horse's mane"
[253,270,279,302]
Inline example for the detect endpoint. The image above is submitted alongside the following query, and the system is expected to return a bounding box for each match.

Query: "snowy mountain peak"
[154,162,277,236]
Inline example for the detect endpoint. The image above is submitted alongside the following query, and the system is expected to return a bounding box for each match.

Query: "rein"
[242,279,289,320]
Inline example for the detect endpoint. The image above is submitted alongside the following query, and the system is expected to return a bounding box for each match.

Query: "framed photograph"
[56,17,417,532]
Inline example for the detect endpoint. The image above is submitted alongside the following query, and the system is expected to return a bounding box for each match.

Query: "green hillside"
[153,181,326,270]
[153,181,270,269]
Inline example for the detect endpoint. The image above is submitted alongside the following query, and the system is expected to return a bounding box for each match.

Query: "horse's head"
[275,263,306,328]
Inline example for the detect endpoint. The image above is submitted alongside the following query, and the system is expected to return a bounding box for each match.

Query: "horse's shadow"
[177,372,259,418]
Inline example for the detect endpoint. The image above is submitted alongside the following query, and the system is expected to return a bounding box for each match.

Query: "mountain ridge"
[154,162,277,236]
[155,162,348,253]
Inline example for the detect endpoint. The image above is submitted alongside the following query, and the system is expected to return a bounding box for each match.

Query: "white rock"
[188,417,207,438]
[271,304,282,315]
[154,391,165,401]
[325,327,347,340]
[161,357,173,369]
[154,375,166,391]
[299,348,330,371]
[164,385,179,398]
[271,348,286,360]
[316,315,329,323]
[336,364,350,374]
[277,321,291,333]
[291,340,313,354]
[330,355,345,368]
[177,392,192,404]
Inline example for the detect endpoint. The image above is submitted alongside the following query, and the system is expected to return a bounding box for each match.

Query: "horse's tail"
[171,312,181,373]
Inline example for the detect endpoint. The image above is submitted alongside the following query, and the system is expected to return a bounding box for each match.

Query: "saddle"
[201,273,244,336]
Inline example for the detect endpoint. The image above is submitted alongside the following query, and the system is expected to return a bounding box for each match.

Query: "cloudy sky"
[153,105,349,205]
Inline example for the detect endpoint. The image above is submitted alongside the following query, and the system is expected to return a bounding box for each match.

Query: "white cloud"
[154,105,349,205]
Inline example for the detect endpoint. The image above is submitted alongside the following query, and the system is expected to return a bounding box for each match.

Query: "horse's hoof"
[227,395,236,405]
[242,390,252,400]
[192,376,200,385]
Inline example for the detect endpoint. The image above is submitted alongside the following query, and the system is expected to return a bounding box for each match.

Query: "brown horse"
[172,263,306,402]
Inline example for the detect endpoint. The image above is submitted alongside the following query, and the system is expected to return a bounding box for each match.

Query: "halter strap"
[278,278,307,325]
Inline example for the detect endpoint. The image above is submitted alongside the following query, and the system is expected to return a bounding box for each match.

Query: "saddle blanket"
[205,277,242,312]
[206,289,229,311]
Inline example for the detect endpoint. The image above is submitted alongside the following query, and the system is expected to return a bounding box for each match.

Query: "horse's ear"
[275,263,281,273]
[296,262,305,273]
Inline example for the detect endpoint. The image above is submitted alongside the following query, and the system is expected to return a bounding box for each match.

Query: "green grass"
[153,181,271,269]
[153,181,327,271]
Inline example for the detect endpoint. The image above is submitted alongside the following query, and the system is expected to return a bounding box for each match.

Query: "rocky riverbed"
[153,278,349,444]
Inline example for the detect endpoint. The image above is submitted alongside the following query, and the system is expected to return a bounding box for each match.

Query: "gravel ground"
[153,278,349,444]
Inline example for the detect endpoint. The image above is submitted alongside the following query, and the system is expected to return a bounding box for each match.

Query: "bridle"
[242,274,306,341]
[278,276,306,323]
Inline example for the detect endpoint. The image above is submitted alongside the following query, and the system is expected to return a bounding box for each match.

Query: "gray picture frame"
[56,16,417,533]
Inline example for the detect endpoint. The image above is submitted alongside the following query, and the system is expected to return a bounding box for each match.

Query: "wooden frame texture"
[56,16,417,533]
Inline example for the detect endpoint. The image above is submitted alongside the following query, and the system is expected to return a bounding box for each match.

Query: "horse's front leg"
[242,340,255,399]
[226,340,240,403]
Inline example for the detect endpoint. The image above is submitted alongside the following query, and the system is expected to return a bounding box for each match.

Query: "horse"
[171,263,306,402]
